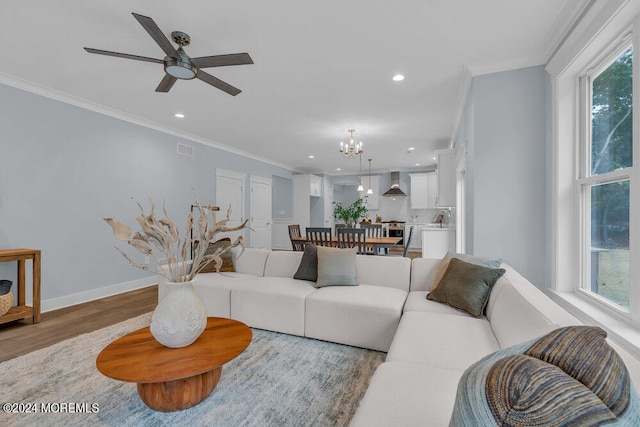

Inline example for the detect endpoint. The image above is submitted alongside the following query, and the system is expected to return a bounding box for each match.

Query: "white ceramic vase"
[150,279,207,348]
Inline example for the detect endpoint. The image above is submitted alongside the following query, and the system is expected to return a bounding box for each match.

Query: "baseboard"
[41,276,157,312]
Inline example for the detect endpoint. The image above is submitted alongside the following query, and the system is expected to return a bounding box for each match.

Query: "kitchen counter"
[421,227,455,258]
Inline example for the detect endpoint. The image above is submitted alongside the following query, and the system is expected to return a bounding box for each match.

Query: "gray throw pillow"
[294,243,318,282]
[315,246,358,288]
[427,258,505,317]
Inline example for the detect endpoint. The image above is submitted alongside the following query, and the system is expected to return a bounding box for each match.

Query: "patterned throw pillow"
[196,238,235,273]
[450,326,640,426]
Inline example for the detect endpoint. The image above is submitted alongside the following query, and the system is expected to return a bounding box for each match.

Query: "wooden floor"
[0,285,157,363]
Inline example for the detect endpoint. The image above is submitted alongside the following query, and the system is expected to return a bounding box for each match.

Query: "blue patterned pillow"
[450,326,640,426]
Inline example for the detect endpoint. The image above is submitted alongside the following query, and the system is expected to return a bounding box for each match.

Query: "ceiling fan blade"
[191,53,254,69]
[84,47,163,64]
[131,13,179,58]
[196,70,242,96]
[155,74,178,93]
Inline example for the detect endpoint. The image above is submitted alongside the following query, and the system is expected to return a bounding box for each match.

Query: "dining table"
[290,236,402,254]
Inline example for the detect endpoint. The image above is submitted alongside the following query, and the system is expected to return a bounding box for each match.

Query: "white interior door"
[250,175,272,249]
[216,169,246,243]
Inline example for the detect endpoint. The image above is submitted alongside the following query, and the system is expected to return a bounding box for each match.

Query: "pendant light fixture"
[357,155,364,192]
[339,129,364,158]
[367,159,373,194]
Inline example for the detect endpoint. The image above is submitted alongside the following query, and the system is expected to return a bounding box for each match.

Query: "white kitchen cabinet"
[361,175,380,210]
[422,228,456,258]
[436,150,456,207]
[309,174,322,197]
[293,174,322,230]
[409,174,428,209]
[410,173,437,209]
[427,172,438,208]
[405,223,426,250]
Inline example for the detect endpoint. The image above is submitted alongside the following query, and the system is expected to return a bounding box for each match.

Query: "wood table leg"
[32,251,41,323]
[136,366,222,412]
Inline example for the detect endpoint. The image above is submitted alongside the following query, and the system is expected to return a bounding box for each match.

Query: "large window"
[580,45,633,310]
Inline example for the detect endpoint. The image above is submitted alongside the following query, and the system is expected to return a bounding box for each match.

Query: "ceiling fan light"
[164,58,197,79]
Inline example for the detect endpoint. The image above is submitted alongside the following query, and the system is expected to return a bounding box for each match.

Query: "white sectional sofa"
[158,249,640,426]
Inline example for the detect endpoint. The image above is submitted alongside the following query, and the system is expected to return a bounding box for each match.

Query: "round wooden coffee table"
[96,317,252,412]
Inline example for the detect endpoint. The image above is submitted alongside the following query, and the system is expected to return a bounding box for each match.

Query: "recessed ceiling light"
[174,113,185,118]
[408,147,415,151]
[309,155,315,159]
[432,157,436,160]
[415,163,421,166]
[393,74,405,82]
[336,168,341,171]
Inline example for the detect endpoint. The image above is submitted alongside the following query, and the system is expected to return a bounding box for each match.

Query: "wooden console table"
[0,249,41,325]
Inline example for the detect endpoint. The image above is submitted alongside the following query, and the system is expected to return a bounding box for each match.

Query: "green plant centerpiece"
[333,197,369,228]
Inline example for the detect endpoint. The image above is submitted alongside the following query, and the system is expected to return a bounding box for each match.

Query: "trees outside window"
[582,46,633,308]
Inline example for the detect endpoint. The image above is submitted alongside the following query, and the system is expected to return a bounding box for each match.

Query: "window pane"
[590,181,629,308]
[591,46,633,175]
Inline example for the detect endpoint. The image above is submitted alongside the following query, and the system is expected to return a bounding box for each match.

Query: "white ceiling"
[0,1,588,175]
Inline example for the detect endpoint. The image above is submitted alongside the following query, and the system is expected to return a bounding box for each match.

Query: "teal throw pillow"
[315,246,358,288]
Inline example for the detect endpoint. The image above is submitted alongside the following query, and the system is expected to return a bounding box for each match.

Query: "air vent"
[176,142,194,157]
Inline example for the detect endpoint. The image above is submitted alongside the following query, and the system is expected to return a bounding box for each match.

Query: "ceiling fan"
[84,13,253,96]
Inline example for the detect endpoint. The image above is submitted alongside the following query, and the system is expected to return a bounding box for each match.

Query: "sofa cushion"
[357,254,412,291]
[305,285,407,352]
[264,250,303,278]
[403,291,474,317]
[293,243,317,281]
[427,258,505,317]
[386,311,500,371]
[351,362,464,427]
[428,252,502,292]
[450,326,640,426]
[315,246,358,288]
[231,247,269,276]
[409,257,441,292]
[230,277,316,336]
[486,264,581,348]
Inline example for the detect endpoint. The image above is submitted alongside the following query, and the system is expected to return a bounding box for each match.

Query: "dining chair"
[335,223,346,234]
[288,224,304,251]
[306,227,333,247]
[360,223,383,255]
[384,225,414,258]
[337,228,367,254]
[402,226,415,257]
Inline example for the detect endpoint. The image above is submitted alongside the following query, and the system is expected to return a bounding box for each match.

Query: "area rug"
[1,313,385,426]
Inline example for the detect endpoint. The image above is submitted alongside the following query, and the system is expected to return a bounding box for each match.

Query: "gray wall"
[456,66,547,288]
[272,175,293,219]
[0,83,294,303]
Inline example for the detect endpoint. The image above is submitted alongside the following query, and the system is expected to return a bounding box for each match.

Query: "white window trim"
[546,0,640,359]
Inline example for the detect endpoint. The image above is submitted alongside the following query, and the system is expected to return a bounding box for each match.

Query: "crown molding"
[0,72,299,174]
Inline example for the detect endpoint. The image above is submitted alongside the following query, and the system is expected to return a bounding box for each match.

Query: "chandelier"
[339,129,363,158]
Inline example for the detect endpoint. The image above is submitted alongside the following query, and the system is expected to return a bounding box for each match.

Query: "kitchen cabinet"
[422,228,455,258]
[361,175,380,210]
[309,174,322,197]
[436,150,456,207]
[405,223,426,250]
[293,174,323,230]
[409,173,437,209]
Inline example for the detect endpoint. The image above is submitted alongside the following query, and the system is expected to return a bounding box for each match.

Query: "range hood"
[383,171,407,196]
